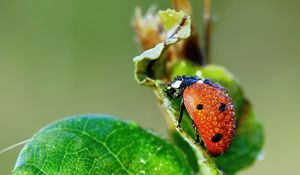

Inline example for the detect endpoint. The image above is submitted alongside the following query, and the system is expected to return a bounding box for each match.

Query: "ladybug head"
[166,76,200,98]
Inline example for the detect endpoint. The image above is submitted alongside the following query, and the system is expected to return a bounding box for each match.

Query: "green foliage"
[215,103,264,174]
[134,10,223,175]
[13,115,192,175]
[171,61,264,174]
[133,9,264,175]
[12,8,264,175]
[134,9,191,87]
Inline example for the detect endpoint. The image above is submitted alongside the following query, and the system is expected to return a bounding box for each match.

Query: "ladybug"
[166,76,236,156]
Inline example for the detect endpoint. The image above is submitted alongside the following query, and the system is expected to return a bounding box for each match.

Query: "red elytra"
[167,76,236,156]
[183,81,236,156]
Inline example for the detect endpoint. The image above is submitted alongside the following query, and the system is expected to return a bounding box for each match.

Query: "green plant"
[13,115,193,175]
[12,1,263,175]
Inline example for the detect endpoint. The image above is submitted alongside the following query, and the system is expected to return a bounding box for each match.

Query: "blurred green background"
[0,0,299,174]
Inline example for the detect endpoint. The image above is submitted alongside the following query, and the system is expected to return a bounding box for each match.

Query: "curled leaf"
[133,9,222,175]
[159,9,191,39]
[133,9,264,175]
[133,9,191,87]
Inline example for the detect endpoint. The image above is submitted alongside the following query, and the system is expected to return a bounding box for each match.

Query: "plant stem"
[204,0,212,63]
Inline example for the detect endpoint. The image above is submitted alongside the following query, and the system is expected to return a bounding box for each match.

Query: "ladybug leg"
[192,121,200,144]
[200,140,205,147]
[176,97,185,128]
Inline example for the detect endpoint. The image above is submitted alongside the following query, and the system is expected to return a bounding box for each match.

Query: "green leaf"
[133,9,264,175]
[133,9,191,87]
[159,9,191,39]
[13,114,193,175]
[214,102,264,174]
[159,9,186,30]
[169,129,199,173]
[171,60,264,174]
[133,10,222,175]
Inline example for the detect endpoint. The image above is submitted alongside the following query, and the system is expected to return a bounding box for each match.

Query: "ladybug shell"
[183,81,236,156]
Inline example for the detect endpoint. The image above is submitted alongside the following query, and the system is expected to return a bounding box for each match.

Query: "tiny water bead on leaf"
[133,7,264,175]
[171,61,264,174]
[13,114,193,175]
[167,76,236,156]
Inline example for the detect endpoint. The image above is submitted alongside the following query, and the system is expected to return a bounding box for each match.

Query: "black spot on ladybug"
[219,103,226,112]
[211,133,223,143]
[197,104,203,110]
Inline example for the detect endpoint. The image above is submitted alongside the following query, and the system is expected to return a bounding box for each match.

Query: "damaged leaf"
[134,9,191,86]
[133,9,223,175]
[133,9,264,175]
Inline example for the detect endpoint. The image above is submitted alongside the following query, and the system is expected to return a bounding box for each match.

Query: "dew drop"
[140,158,146,164]
[257,151,265,161]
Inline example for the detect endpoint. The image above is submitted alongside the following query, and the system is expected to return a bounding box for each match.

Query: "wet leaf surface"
[13,115,192,175]
[133,9,264,175]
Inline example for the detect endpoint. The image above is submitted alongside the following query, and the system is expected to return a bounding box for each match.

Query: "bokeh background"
[0,0,299,174]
